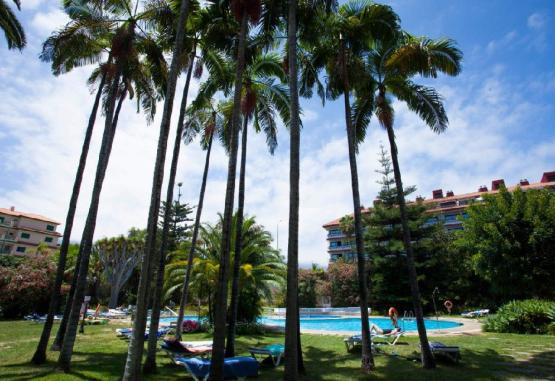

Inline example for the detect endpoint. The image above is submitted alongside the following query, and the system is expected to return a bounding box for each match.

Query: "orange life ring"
[444,300,453,310]
[388,307,398,317]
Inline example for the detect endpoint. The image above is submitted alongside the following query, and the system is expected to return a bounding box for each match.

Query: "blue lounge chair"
[175,356,259,381]
[248,344,284,366]
[425,342,461,363]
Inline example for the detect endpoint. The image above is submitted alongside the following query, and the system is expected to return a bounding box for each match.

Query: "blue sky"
[1,0,554,266]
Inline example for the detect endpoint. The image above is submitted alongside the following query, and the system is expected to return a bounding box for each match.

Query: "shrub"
[235,322,266,335]
[483,299,555,334]
[0,255,56,318]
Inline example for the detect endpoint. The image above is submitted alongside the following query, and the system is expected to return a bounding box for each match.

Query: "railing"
[328,245,351,251]
[327,231,345,238]
[0,235,16,242]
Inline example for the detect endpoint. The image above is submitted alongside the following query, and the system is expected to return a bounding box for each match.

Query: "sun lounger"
[161,339,212,363]
[248,344,284,366]
[424,342,461,363]
[344,330,404,352]
[461,309,489,318]
[116,327,170,339]
[175,356,259,381]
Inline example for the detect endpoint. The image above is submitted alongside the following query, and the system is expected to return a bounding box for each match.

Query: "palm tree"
[143,46,196,373]
[1,0,26,50]
[122,0,193,376]
[31,7,112,362]
[174,100,226,339]
[313,1,399,371]
[225,52,290,357]
[165,214,286,324]
[57,51,125,372]
[57,2,166,370]
[209,0,263,378]
[360,32,462,368]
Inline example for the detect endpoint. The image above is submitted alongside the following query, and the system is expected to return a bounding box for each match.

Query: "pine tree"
[158,200,194,251]
[364,146,432,312]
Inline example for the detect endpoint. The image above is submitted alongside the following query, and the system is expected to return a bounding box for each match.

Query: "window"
[21,232,30,239]
[16,246,26,253]
[0,216,4,223]
[440,201,457,208]
[444,214,458,222]
[45,237,53,243]
[46,224,55,231]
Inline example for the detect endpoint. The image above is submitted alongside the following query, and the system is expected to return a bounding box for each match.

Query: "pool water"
[259,316,462,332]
[158,315,462,332]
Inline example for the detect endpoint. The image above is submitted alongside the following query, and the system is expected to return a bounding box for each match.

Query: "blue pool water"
[159,315,462,332]
[259,316,462,332]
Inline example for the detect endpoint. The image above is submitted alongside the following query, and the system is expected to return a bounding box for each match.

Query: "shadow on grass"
[295,343,555,381]
[0,351,128,381]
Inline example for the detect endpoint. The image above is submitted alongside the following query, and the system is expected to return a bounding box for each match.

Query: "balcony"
[0,235,16,243]
[328,244,352,251]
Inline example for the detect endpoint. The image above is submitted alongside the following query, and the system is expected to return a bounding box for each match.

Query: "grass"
[1,320,555,380]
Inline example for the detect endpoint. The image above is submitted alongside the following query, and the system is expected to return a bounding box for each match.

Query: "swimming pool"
[259,316,462,332]
[158,315,462,332]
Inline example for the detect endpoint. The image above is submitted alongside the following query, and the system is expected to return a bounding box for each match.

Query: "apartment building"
[323,170,555,263]
[0,207,62,255]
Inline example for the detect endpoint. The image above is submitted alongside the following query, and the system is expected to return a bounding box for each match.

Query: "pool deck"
[264,316,483,337]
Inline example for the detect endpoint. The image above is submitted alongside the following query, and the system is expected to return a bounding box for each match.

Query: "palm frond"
[388,78,448,133]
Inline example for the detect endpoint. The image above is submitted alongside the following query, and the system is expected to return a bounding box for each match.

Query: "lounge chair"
[424,342,461,363]
[373,330,404,346]
[175,356,259,381]
[161,339,212,363]
[248,344,284,366]
[116,327,170,339]
[344,330,404,352]
[461,309,489,318]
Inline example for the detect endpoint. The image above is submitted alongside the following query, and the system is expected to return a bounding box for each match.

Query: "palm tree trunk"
[52,249,81,350]
[384,122,436,369]
[31,70,108,364]
[175,128,214,339]
[209,12,248,381]
[143,51,196,374]
[341,41,374,372]
[284,0,300,379]
[225,116,248,358]
[122,0,191,378]
[58,74,124,372]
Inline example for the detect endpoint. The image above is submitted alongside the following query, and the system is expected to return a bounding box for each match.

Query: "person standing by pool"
[388,307,399,328]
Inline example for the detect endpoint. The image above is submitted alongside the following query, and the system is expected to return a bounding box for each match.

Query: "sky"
[1,0,554,267]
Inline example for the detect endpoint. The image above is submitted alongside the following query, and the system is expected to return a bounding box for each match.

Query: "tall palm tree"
[1,0,26,50]
[226,52,290,357]
[360,32,462,368]
[174,100,226,339]
[143,46,196,373]
[314,1,399,371]
[209,0,263,378]
[57,52,125,372]
[57,2,166,371]
[45,0,166,356]
[122,0,193,376]
[31,7,113,362]
[284,2,337,375]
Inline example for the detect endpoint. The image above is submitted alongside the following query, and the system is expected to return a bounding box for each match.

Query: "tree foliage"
[457,187,555,304]
[0,255,55,318]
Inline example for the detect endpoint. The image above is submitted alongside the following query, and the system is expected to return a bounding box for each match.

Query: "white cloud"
[528,12,548,30]
[31,8,69,37]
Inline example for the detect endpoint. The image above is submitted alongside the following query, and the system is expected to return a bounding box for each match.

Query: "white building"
[0,207,62,255]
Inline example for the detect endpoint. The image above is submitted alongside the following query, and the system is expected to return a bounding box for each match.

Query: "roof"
[322,180,555,229]
[0,208,61,225]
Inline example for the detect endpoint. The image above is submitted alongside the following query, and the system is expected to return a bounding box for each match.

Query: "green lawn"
[1,320,554,380]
